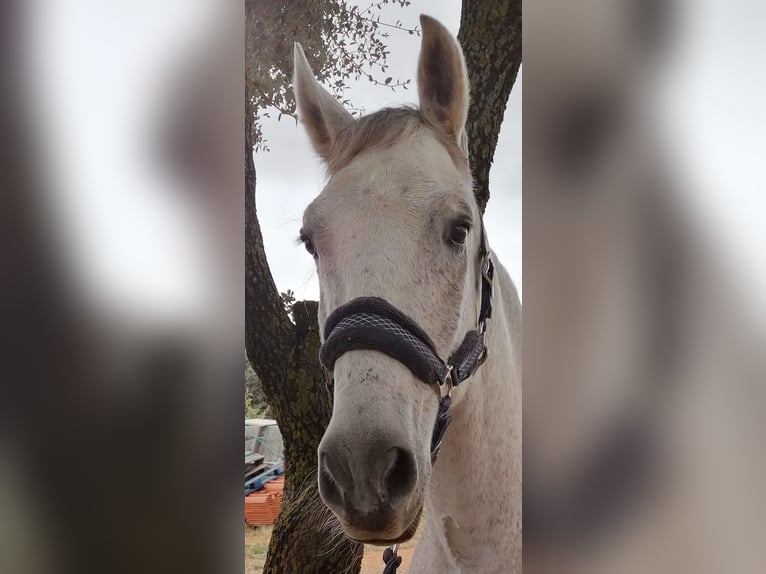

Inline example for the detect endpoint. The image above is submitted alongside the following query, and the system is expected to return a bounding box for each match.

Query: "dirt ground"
[245,526,272,573]
[245,526,419,573]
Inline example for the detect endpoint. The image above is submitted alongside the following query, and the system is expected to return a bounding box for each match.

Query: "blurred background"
[2,0,244,572]
[1,0,764,573]
[524,0,766,572]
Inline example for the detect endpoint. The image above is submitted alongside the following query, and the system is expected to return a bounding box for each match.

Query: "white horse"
[293,15,521,573]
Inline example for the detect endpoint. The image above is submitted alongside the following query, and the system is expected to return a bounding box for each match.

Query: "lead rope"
[382,544,402,574]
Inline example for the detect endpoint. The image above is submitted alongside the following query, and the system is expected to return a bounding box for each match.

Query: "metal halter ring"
[440,365,456,399]
[482,253,493,281]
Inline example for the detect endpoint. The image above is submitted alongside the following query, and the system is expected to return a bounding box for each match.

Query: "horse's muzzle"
[318,434,420,540]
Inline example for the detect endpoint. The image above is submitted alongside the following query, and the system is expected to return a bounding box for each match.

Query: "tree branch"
[358,16,420,34]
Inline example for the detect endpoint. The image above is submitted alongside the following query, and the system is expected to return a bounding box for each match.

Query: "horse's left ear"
[417,15,469,152]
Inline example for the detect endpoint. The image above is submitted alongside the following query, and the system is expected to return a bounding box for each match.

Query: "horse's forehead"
[323,130,467,204]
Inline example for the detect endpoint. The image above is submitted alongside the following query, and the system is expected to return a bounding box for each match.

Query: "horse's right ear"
[293,43,354,163]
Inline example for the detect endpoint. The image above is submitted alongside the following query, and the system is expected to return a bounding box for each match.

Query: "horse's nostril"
[322,451,352,488]
[318,451,348,510]
[382,447,417,502]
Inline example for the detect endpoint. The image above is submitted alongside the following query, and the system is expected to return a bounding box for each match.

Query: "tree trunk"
[458,0,522,213]
[245,102,363,573]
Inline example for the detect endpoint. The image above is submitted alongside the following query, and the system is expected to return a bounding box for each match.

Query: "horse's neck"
[426,266,522,570]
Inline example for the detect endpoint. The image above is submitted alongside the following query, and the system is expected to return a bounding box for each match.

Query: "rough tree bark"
[245,100,363,573]
[458,0,522,213]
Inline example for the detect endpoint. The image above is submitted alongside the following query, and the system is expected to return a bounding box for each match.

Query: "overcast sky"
[254,0,523,302]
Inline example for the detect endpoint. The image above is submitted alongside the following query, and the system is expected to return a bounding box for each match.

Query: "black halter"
[319,225,495,462]
[319,227,495,574]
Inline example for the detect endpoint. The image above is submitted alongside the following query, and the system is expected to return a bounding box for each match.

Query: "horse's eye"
[304,238,317,258]
[448,222,470,246]
[299,231,317,258]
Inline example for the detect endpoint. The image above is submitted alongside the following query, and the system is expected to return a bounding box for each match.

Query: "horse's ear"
[417,15,469,152]
[293,43,354,163]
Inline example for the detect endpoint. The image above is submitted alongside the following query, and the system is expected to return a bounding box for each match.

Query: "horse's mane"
[327,106,467,174]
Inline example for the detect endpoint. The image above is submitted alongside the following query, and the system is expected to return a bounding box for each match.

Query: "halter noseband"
[318,225,495,464]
